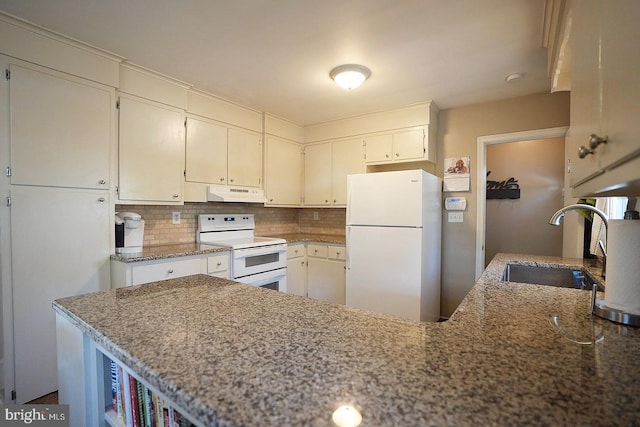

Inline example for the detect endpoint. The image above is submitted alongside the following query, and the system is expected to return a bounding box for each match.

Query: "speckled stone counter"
[54,253,640,426]
[110,234,344,264]
[273,233,346,245]
[111,243,230,263]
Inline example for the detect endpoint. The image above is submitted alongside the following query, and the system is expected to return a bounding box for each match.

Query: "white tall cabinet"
[567,0,640,196]
[0,44,118,404]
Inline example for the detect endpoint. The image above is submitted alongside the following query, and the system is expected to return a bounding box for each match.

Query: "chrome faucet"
[548,203,609,277]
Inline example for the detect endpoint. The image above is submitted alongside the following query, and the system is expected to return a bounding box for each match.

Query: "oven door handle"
[233,244,287,258]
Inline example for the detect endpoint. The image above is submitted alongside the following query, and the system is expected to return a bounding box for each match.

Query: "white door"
[308,258,345,304]
[227,128,262,187]
[265,136,303,205]
[185,116,228,184]
[9,63,112,189]
[304,143,332,205]
[10,186,111,403]
[346,225,423,321]
[346,170,426,227]
[331,138,363,206]
[118,95,185,202]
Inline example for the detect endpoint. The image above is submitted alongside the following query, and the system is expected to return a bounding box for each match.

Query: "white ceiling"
[0,0,552,126]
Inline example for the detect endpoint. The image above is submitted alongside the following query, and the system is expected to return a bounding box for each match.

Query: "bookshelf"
[96,346,202,427]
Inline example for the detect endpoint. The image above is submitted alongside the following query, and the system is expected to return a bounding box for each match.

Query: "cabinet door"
[308,258,345,304]
[332,138,363,205]
[304,143,332,205]
[11,186,110,403]
[185,117,228,185]
[394,129,424,161]
[118,96,185,202]
[365,134,393,163]
[599,0,640,171]
[9,63,112,189]
[568,0,604,187]
[228,128,262,187]
[287,257,307,297]
[265,136,303,205]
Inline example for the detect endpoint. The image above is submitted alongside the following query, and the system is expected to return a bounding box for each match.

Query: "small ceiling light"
[330,64,371,90]
[505,72,524,83]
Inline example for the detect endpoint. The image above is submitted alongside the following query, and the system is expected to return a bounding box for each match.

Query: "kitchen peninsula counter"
[54,253,640,426]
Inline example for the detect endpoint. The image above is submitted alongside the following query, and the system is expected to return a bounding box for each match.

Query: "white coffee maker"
[115,212,145,254]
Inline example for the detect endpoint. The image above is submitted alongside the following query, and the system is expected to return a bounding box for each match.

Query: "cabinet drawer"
[131,258,203,285]
[287,244,306,259]
[207,253,229,274]
[307,244,327,258]
[328,245,346,261]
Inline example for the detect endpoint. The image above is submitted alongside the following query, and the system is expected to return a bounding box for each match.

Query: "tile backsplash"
[116,203,346,247]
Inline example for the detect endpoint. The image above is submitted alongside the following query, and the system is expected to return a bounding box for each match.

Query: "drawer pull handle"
[217,262,222,266]
[99,179,106,185]
[172,194,179,198]
[97,197,105,203]
[168,269,174,274]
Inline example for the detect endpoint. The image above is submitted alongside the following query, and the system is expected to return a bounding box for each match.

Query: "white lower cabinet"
[111,252,229,288]
[286,244,307,296]
[206,253,230,278]
[306,244,346,305]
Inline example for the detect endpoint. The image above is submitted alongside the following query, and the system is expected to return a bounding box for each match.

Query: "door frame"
[475,126,569,280]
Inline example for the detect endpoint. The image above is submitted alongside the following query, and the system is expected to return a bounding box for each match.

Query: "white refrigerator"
[345,169,442,322]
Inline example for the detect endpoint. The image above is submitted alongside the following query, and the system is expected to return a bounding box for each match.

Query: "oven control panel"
[198,214,255,232]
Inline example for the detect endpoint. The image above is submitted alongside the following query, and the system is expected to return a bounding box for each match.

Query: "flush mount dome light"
[330,64,371,90]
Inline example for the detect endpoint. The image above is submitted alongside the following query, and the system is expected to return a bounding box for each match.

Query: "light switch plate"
[448,212,463,223]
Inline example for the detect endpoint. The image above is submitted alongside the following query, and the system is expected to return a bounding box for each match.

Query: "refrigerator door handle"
[346,227,351,270]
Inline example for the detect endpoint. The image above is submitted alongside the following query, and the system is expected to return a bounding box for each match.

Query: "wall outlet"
[313,211,319,221]
[448,212,463,223]
[172,211,181,225]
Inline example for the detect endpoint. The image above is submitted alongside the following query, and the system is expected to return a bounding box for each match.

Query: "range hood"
[207,185,267,203]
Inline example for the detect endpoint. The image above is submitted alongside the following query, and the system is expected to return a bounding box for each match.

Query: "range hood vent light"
[207,185,267,204]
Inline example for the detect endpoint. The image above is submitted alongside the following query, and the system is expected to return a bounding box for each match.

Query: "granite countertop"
[111,242,231,263]
[54,253,640,426]
[111,234,346,263]
[271,233,346,245]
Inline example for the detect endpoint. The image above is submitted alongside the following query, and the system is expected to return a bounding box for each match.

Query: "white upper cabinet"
[184,116,262,189]
[364,128,428,164]
[185,116,228,185]
[331,138,364,205]
[304,138,363,207]
[227,128,262,188]
[304,142,332,205]
[598,1,640,171]
[117,95,185,203]
[265,136,303,205]
[568,0,640,195]
[8,62,113,189]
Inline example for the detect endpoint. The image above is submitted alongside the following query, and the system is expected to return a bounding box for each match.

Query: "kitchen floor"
[27,391,58,404]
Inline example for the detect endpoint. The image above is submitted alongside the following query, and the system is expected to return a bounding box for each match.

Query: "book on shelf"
[108,358,195,427]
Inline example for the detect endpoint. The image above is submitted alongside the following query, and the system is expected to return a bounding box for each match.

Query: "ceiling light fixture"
[505,72,524,83]
[330,64,371,90]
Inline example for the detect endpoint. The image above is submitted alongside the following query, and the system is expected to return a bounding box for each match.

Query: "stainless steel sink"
[503,264,601,290]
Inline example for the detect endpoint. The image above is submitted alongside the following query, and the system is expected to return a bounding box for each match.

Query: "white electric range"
[197,214,287,291]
